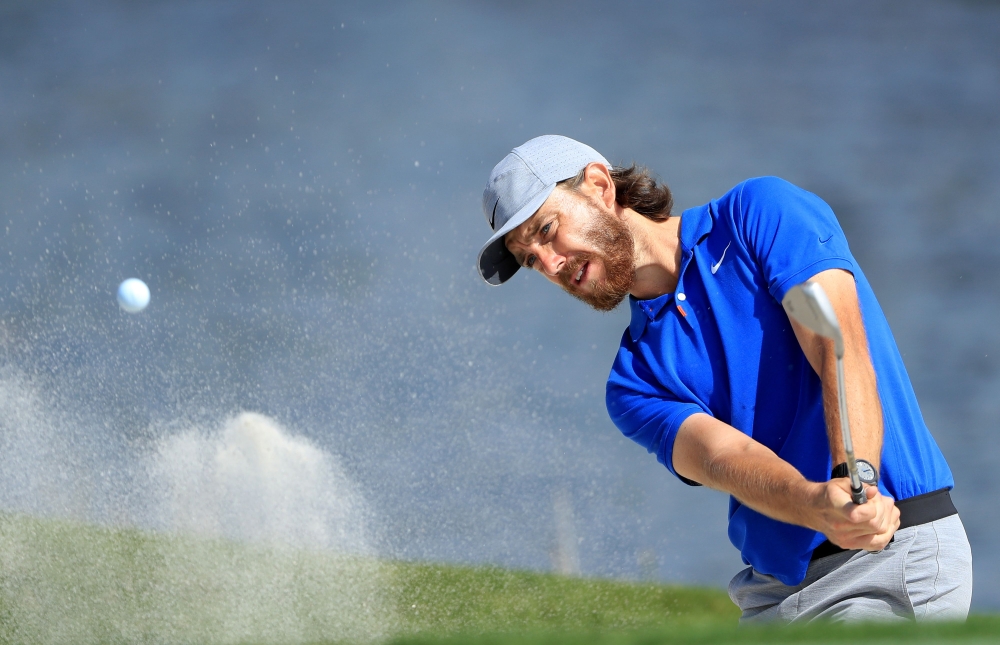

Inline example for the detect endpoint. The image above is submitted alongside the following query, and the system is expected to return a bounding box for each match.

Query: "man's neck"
[623,207,683,301]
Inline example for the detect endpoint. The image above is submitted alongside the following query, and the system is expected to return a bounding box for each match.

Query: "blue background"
[1,0,999,608]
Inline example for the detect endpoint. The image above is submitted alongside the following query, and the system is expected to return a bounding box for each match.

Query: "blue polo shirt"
[605,177,954,586]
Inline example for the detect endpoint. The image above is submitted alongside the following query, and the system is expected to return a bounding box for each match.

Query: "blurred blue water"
[1,0,999,608]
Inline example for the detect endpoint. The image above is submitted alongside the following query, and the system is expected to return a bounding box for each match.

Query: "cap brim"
[476,184,555,285]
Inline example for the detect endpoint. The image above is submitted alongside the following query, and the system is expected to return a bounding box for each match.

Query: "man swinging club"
[476,135,972,622]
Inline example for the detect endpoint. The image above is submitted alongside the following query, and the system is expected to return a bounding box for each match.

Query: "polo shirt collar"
[627,205,714,343]
[680,202,714,252]
[628,292,671,341]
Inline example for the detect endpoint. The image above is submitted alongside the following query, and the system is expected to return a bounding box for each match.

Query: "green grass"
[383,560,736,635]
[387,615,1000,645]
[0,512,996,644]
[0,513,391,643]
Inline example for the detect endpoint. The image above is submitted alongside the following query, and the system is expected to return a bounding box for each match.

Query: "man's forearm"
[820,341,883,469]
[674,413,824,530]
[673,412,898,549]
[804,270,884,470]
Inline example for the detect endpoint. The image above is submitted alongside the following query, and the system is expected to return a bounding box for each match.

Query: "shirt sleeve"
[606,338,706,486]
[732,177,856,302]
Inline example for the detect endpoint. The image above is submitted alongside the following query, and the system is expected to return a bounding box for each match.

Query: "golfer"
[477,135,972,622]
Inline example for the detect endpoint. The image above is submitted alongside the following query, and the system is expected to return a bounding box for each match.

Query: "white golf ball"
[117,278,150,313]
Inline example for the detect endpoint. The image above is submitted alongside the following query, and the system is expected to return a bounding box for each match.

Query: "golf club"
[782,281,867,505]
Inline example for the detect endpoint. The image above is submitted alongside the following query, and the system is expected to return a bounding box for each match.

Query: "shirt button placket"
[675,290,691,321]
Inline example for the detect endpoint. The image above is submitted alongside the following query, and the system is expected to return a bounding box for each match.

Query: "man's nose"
[536,247,565,277]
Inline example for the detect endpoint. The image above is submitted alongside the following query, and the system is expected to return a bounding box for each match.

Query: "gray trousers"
[729,515,973,623]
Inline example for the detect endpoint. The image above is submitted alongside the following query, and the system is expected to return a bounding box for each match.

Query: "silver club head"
[782,281,844,359]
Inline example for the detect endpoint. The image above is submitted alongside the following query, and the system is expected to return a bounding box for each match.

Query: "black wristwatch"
[831,459,878,485]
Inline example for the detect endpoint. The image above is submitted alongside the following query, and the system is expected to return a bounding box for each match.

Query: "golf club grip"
[851,485,866,505]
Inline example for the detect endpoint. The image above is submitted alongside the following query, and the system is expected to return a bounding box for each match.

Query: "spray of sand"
[0,369,97,519]
[0,371,394,644]
[148,412,371,552]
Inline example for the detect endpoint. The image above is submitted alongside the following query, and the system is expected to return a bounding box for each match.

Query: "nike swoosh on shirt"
[819,233,834,244]
[711,242,731,274]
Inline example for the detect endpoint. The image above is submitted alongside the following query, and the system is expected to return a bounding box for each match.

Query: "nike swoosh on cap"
[490,198,500,230]
[711,242,731,275]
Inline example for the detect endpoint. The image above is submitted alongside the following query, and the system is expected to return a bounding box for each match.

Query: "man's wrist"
[797,479,833,533]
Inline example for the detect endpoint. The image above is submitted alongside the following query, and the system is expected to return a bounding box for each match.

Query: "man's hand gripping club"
[812,475,898,551]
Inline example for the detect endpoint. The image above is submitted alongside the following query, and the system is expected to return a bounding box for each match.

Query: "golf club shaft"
[836,356,866,505]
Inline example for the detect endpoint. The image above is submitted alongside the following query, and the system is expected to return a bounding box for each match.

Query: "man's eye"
[526,255,536,268]
[541,223,551,235]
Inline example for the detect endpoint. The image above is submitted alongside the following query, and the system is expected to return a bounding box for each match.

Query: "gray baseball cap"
[477,135,611,285]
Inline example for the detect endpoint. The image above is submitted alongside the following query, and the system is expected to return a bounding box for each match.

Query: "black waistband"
[896,488,958,530]
[810,488,957,561]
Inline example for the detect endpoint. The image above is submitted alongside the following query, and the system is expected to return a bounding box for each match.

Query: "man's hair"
[559,163,673,221]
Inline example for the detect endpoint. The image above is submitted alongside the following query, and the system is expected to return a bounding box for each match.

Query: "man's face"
[504,188,635,311]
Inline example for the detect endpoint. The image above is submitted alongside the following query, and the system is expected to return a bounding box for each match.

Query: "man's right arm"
[672,412,899,551]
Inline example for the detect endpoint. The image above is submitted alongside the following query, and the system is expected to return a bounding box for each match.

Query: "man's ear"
[582,162,616,211]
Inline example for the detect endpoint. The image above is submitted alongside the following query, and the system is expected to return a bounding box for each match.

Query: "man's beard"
[559,198,635,312]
